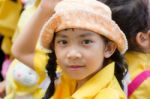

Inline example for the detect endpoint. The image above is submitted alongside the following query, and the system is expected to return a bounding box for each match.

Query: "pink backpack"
[128,70,150,97]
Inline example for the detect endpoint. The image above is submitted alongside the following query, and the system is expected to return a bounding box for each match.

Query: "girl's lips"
[68,65,85,70]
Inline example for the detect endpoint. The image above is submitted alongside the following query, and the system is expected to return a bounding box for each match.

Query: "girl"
[104,0,150,98]
[12,0,128,98]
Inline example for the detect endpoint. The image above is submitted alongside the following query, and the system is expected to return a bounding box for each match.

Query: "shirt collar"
[72,62,115,98]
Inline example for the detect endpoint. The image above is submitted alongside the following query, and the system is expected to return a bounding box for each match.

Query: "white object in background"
[12,62,38,86]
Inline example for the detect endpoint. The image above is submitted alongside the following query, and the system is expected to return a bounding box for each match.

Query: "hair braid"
[110,50,128,89]
[43,51,57,99]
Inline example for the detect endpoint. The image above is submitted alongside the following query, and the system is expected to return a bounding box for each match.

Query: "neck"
[76,80,85,90]
[75,70,99,91]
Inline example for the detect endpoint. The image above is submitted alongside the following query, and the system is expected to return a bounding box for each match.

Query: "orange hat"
[39,0,128,54]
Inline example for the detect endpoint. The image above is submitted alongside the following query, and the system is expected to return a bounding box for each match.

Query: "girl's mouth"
[68,65,85,71]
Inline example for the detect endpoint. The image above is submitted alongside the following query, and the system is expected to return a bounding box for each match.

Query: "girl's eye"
[82,40,93,45]
[57,40,68,45]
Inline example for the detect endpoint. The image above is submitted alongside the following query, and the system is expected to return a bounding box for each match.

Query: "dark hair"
[42,51,57,99]
[102,0,150,51]
[102,38,128,90]
[106,50,128,89]
[11,0,17,2]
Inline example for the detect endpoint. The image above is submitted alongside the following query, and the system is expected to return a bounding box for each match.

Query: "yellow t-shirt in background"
[125,51,150,99]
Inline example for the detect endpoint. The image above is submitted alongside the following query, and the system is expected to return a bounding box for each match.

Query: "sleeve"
[95,88,126,99]
[34,49,49,84]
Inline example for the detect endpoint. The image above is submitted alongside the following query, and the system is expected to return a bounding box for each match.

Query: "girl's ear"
[136,31,150,52]
[104,41,117,58]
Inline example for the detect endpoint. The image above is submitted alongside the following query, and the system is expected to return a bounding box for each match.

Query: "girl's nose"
[67,49,82,60]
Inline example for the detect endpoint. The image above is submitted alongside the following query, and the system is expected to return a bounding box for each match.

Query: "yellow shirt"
[0,0,22,55]
[0,0,22,37]
[125,51,150,99]
[34,49,49,82]
[51,62,126,99]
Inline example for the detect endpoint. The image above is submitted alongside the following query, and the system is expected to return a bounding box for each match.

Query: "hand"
[0,81,5,98]
[39,0,62,14]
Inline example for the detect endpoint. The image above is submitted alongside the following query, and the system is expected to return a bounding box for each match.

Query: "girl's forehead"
[58,28,91,33]
[56,28,101,37]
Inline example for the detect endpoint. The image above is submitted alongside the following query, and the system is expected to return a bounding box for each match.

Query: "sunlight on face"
[54,28,106,82]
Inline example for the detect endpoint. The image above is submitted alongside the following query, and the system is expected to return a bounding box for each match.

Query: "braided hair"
[42,51,57,99]
[109,50,128,89]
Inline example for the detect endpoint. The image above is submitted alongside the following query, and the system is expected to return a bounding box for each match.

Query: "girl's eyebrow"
[56,34,67,38]
[56,32,94,38]
[79,32,93,38]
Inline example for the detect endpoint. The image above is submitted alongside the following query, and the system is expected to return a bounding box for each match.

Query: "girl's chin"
[67,74,87,81]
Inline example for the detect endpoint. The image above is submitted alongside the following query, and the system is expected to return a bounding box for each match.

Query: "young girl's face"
[54,28,106,81]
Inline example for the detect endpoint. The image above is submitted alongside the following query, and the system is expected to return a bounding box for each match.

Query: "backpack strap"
[128,70,150,97]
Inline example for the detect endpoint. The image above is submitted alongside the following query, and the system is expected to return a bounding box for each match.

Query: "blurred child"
[0,0,23,98]
[12,0,128,98]
[4,0,51,99]
[104,0,150,98]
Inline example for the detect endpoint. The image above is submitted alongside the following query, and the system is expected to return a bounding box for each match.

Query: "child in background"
[0,0,23,80]
[0,0,23,98]
[104,0,150,98]
[4,0,51,99]
[12,0,128,99]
